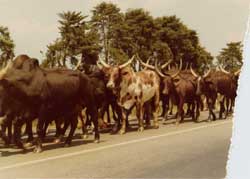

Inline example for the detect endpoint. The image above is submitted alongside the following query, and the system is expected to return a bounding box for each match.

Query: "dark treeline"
[0,2,243,73]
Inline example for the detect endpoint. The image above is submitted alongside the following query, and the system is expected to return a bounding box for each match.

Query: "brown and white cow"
[98,55,160,134]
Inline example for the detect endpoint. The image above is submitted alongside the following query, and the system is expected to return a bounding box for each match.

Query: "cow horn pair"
[138,54,173,70]
[190,65,211,78]
[155,58,182,78]
[98,55,135,69]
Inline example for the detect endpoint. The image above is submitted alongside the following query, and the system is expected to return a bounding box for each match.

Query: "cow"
[154,59,201,124]
[218,66,240,114]
[0,55,99,153]
[98,55,161,134]
[137,57,179,121]
[75,61,123,134]
[190,66,237,120]
[0,84,35,148]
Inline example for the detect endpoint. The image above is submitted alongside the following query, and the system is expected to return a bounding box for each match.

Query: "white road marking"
[0,120,232,171]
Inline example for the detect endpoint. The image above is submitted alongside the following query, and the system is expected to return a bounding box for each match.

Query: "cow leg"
[199,96,204,111]
[144,103,151,129]
[13,118,26,150]
[190,102,195,121]
[207,97,216,121]
[1,123,8,145]
[88,105,100,143]
[119,108,128,135]
[51,119,65,144]
[219,95,225,119]
[106,105,111,124]
[225,97,230,118]
[79,110,88,139]
[186,103,191,117]
[229,98,235,113]
[42,119,51,139]
[64,115,78,147]
[176,98,184,125]
[162,97,169,123]
[34,109,47,153]
[111,104,122,134]
[136,103,144,132]
[169,99,173,115]
[195,99,200,122]
[152,93,160,129]
[0,117,11,146]
[24,119,34,147]
[160,95,167,118]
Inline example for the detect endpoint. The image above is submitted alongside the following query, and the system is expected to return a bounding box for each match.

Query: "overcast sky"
[0,0,249,60]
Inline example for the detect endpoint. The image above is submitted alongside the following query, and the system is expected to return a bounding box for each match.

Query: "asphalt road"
[0,111,232,179]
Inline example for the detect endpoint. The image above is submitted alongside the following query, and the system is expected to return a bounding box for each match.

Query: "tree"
[43,11,100,68]
[195,46,213,73]
[154,16,200,66]
[91,2,123,63]
[124,8,157,60]
[217,42,242,71]
[0,26,15,67]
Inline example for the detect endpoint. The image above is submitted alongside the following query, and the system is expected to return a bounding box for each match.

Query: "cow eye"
[122,72,128,76]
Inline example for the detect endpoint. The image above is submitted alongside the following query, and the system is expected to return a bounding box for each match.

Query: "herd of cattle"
[0,54,240,153]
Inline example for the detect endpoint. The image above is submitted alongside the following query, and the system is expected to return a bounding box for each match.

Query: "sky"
[0,0,249,60]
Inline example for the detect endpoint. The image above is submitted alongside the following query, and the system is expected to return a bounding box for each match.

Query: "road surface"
[0,111,232,179]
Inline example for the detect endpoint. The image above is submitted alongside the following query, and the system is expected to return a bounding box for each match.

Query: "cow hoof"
[153,125,159,129]
[119,130,126,135]
[175,122,180,126]
[82,134,88,139]
[145,124,150,129]
[24,142,33,148]
[64,143,71,147]
[138,127,144,132]
[33,147,42,153]
[94,139,100,143]
[53,138,61,144]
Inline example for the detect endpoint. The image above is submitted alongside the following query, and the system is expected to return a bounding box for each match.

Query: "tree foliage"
[43,2,244,72]
[91,2,123,63]
[217,42,242,71]
[0,26,15,68]
[42,11,100,68]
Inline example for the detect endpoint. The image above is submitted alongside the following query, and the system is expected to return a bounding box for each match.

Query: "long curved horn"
[234,68,241,76]
[161,59,173,69]
[203,68,211,78]
[190,65,198,77]
[119,55,135,69]
[0,61,12,80]
[98,55,110,68]
[219,65,230,74]
[137,54,155,70]
[74,60,82,70]
[170,58,182,78]
[155,59,167,78]
[143,57,152,70]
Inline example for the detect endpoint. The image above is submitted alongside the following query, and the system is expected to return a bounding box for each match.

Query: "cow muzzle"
[107,81,115,89]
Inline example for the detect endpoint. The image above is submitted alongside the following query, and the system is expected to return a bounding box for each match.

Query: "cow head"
[190,66,211,95]
[154,58,182,95]
[0,55,40,98]
[97,55,135,90]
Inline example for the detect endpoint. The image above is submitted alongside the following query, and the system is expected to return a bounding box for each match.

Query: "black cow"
[0,54,99,153]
